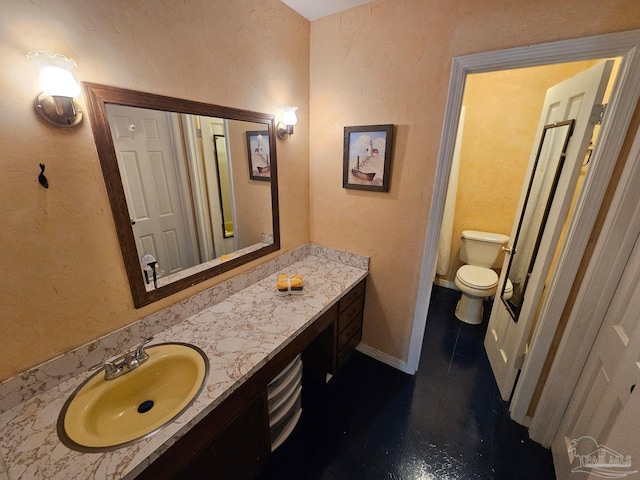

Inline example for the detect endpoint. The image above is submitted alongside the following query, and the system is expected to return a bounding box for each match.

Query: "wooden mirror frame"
[83,83,280,308]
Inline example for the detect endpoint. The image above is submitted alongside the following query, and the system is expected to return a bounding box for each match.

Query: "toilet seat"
[454,265,500,325]
[456,265,498,290]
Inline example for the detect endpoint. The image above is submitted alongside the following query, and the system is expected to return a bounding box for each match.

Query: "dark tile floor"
[256,286,555,479]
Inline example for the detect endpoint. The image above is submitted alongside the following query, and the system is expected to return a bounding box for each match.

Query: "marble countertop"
[0,253,367,479]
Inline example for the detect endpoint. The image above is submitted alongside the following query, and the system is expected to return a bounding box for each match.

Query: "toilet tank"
[460,230,510,268]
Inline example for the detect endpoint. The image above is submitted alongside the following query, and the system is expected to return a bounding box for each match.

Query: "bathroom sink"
[58,342,209,452]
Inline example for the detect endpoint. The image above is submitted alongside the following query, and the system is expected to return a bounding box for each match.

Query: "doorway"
[408,30,640,433]
[434,60,614,293]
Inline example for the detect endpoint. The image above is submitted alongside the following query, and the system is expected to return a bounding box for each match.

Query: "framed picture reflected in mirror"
[246,130,271,181]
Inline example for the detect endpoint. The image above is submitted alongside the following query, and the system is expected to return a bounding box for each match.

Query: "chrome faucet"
[89,337,154,380]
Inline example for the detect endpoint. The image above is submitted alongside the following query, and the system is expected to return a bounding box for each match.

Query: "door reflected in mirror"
[502,120,575,321]
[212,134,235,239]
[84,83,280,307]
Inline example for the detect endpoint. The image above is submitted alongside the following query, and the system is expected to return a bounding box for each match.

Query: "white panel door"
[107,104,198,277]
[552,230,640,479]
[484,61,614,401]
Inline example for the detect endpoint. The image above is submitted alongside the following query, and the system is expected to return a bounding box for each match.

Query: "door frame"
[408,29,640,425]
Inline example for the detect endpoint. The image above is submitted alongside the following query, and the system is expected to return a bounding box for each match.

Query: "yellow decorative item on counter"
[277,274,304,295]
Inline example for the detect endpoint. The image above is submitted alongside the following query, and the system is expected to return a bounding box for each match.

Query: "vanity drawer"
[337,328,362,369]
[338,294,364,333]
[338,317,361,351]
[338,280,365,311]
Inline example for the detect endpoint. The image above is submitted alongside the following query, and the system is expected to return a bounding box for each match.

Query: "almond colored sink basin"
[58,342,209,452]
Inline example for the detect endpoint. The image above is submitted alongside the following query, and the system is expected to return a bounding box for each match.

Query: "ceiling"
[280,0,373,21]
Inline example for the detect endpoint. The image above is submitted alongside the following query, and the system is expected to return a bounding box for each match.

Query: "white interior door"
[484,60,614,401]
[107,104,198,277]
[552,230,640,479]
[593,383,640,479]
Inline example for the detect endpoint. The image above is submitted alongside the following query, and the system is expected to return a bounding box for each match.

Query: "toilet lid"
[456,265,498,289]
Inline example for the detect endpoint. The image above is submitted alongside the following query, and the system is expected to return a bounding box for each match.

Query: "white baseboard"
[355,281,459,375]
[355,343,413,374]
[433,278,459,291]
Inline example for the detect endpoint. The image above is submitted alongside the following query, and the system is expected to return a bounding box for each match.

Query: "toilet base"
[455,294,484,325]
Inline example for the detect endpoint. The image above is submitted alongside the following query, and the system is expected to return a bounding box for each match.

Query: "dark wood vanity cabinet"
[137,278,366,480]
[336,279,366,369]
[304,278,366,377]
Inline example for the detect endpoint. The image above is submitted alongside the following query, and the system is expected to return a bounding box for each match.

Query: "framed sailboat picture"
[246,130,271,181]
[343,124,394,192]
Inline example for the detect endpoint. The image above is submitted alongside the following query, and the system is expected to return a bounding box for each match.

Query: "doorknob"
[502,246,513,254]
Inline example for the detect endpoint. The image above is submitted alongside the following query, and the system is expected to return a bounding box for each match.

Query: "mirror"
[84,83,280,308]
[502,120,574,321]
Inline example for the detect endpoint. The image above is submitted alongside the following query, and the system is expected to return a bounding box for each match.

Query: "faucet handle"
[89,360,121,380]
[132,337,154,362]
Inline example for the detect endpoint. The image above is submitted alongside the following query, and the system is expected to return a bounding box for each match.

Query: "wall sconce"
[277,106,298,140]
[27,52,82,127]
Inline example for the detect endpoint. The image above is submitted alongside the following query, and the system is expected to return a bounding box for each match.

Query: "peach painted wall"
[0,0,310,381]
[309,0,640,364]
[3,0,640,385]
[438,60,601,285]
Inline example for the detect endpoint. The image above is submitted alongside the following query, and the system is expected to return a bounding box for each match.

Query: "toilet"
[502,278,513,301]
[454,230,510,325]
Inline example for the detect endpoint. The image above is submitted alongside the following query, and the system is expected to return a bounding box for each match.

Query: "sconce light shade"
[277,106,298,139]
[28,52,83,127]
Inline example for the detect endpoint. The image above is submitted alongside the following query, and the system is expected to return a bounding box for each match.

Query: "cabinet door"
[137,391,270,480]
[173,392,270,480]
